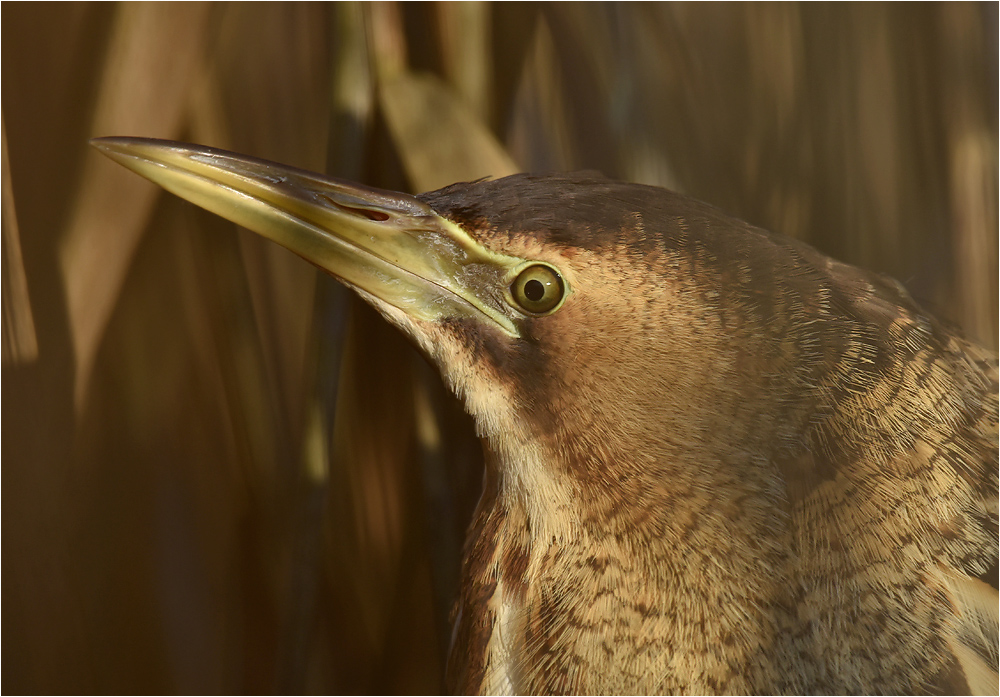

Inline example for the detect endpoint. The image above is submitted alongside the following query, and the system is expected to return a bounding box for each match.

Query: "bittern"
[92,137,998,695]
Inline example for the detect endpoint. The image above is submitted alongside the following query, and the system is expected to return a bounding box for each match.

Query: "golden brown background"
[3,2,996,693]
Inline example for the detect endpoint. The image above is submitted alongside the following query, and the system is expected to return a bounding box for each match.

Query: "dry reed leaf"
[329,2,376,175]
[371,3,516,192]
[380,70,519,192]
[59,2,213,410]
[507,16,576,173]
[938,5,998,348]
[368,1,408,83]
[2,112,39,364]
[949,128,998,348]
[435,2,493,123]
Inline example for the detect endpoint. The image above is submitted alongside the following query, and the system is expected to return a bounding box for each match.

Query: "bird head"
[91,139,822,540]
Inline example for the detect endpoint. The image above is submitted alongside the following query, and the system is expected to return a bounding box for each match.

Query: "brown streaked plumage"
[93,139,998,695]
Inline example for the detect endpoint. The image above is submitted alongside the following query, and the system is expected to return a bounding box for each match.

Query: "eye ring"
[510,264,566,315]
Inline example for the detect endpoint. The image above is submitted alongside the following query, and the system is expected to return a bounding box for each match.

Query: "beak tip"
[90,136,156,159]
[89,136,128,161]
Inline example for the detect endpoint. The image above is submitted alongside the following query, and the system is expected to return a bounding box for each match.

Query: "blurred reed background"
[3,2,996,693]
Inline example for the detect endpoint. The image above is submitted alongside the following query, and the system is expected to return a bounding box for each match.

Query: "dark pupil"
[524,278,546,302]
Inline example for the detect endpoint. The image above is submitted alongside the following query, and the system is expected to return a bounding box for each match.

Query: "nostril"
[322,196,391,221]
[340,205,389,221]
[359,208,390,222]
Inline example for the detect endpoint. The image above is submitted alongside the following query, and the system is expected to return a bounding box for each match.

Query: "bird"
[92,137,998,695]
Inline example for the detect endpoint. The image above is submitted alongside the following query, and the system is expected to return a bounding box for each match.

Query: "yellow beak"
[90,137,522,336]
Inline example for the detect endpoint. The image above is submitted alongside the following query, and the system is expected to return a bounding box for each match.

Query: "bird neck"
[447,422,800,694]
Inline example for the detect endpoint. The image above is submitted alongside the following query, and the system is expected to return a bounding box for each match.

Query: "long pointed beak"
[90,137,521,336]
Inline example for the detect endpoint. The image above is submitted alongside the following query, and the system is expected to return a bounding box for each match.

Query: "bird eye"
[510,264,565,315]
